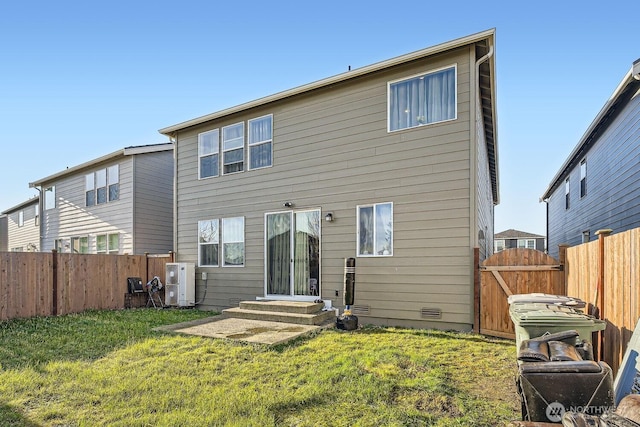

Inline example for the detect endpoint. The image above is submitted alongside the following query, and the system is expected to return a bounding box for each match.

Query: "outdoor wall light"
[283,201,294,208]
[325,212,334,222]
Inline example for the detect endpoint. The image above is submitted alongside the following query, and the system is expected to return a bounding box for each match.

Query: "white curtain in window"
[223,217,244,266]
[389,67,455,131]
[249,116,272,169]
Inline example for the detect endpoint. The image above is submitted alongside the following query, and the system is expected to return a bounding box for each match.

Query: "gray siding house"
[29,143,174,255]
[1,197,40,252]
[160,29,498,330]
[494,229,546,252]
[0,215,7,251]
[542,59,640,258]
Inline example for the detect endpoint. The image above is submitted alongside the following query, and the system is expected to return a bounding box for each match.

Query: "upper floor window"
[44,186,56,210]
[35,204,39,226]
[96,169,107,204]
[565,178,570,210]
[198,129,219,179]
[85,173,95,206]
[108,165,119,201]
[222,123,244,174]
[388,65,457,132]
[580,159,587,198]
[18,211,24,227]
[248,115,273,170]
[357,202,393,257]
[86,166,119,206]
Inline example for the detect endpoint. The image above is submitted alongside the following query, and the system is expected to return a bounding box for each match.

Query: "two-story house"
[28,143,174,255]
[159,29,498,331]
[494,229,546,252]
[542,59,640,258]
[1,197,40,252]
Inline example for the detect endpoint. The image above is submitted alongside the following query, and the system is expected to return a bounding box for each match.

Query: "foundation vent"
[351,305,370,315]
[421,307,442,319]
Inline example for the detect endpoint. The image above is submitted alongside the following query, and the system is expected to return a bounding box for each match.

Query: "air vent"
[421,308,442,319]
[351,305,370,315]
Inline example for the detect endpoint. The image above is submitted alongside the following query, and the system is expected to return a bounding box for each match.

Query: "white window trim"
[356,202,394,257]
[517,239,536,249]
[222,217,245,267]
[222,122,245,175]
[387,64,458,133]
[198,129,220,180]
[248,114,273,171]
[198,219,220,267]
[96,233,119,254]
[580,159,587,199]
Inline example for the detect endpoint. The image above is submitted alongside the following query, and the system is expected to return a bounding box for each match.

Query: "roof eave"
[2,196,40,215]
[158,28,496,136]
[541,66,640,201]
[29,143,173,188]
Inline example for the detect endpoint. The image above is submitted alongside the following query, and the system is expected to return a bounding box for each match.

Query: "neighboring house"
[542,59,640,258]
[159,29,498,331]
[28,143,174,255]
[1,197,40,252]
[0,214,7,252]
[494,229,546,252]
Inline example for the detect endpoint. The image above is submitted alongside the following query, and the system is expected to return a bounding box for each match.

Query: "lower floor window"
[198,217,245,267]
[223,217,245,266]
[97,233,119,254]
[71,236,89,253]
[357,202,393,256]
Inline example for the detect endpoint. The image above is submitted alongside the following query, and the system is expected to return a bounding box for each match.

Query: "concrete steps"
[223,300,335,326]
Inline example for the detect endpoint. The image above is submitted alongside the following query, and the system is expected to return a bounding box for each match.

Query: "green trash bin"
[509,302,606,349]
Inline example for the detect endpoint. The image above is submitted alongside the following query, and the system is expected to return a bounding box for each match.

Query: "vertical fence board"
[567,228,640,376]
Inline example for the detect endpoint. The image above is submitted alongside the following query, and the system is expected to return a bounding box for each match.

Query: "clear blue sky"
[0,0,636,236]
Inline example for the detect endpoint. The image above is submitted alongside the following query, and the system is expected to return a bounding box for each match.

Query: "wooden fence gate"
[478,248,566,339]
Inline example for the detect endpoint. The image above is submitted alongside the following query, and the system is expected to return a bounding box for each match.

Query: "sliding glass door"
[266,210,320,297]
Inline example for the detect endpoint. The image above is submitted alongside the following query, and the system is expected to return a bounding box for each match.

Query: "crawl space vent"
[351,305,370,315]
[421,308,442,319]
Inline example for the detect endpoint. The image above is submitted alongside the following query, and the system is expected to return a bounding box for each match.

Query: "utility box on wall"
[165,263,195,307]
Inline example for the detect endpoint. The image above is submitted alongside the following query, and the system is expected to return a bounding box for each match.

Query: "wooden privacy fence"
[566,228,640,375]
[476,248,566,339]
[0,251,174,321]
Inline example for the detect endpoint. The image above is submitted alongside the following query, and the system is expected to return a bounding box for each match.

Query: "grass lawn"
[0,309,520,426]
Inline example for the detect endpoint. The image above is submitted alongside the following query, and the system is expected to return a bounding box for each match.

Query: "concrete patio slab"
[156,315,332,345]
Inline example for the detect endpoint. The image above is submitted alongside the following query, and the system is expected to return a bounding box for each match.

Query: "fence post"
[558,244,569,296]
[595,228,612,361]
